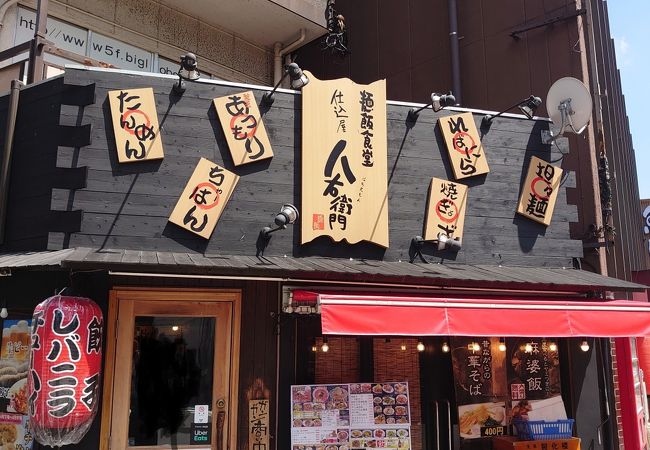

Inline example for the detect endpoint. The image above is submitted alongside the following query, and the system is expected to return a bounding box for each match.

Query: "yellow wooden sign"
[248,399,270,450]
[424,177,468,242]
[107,87,164,163]
[516,156,563,226]
[301,71,389,247]
[213,90,274,166]
[168,157,239,239]
[438,112,489,179]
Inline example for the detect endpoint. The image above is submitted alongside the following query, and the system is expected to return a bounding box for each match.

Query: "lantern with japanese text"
[28,295,103,446]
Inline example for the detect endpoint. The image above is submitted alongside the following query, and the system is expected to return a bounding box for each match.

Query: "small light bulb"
[525,343,533,353]
[400,343,407,351]
[417,341,425,352]
[311,345,318,352]
[472,342,480,352]
[442,342,450,353]
[0,308,7,319]
[321,342,329,352]
[172,325,179,332]
[549,342,558,352]
[580,340,590,352]
[498,342,507,352]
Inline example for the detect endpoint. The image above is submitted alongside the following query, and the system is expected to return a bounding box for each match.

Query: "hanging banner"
[168,157,239,239]
[516,156,563,226]
[107,87,164,163]
[0,320,30,415]
[423,178,468,242]
[29,295,103,446]
[213,91,274,166]
[438,112,489,179]
[301,71,389,248]
[450,337,507,441]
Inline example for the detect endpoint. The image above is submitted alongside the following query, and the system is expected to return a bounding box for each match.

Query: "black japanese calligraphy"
[323,140,356,229]
[117,90,156,160]
[225,94,265,160]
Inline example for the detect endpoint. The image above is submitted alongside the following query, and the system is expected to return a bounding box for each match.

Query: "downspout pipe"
[0,79,23,244]
[273,28,306,86]
[448,0,462,105]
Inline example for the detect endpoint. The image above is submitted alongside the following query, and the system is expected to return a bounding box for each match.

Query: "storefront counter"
[493,436,581,450]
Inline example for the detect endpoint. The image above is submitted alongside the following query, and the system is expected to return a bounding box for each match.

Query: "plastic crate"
[512,419,575,441]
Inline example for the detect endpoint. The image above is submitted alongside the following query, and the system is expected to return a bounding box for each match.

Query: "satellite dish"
[542,77,593,144]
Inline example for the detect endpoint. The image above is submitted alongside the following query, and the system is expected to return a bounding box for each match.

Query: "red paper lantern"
[28,295,103,446]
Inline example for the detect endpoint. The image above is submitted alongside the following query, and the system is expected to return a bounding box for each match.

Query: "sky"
[607,1,650,199]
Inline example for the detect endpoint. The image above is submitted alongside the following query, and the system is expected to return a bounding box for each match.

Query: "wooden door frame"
[100,287,241,450]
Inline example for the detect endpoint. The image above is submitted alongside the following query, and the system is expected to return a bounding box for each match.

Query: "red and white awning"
[292,291,650,337]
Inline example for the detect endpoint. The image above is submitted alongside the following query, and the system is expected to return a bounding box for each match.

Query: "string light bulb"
[442,342,450,353]
[498,338,506,352]
[471,342,480,352]
[525,343,533,353]
[321,337,329,353]
[549,342,558,352]
[400,343,407,351]
[417,341,425,352]
[580,339,590,352]
[172,325,179,332]
[311,338,318,352]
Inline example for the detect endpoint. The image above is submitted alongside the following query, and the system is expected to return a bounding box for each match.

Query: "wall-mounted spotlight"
[580,339,590,352]
[257,203,300,256]
[172,52,200,95]
[481,95,542,126]
[262,62,310,106]
[407,92,456,122]
[436,232,461,252]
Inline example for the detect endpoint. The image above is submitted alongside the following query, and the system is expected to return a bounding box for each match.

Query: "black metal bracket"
[510,8,586,40]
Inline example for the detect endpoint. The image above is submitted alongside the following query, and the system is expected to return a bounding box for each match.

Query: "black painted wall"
[3,67,581,267]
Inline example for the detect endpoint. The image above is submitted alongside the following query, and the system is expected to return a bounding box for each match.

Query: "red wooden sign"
[29,295,103,446]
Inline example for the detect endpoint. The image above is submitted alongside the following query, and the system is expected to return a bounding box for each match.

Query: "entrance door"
[105,288,240,450]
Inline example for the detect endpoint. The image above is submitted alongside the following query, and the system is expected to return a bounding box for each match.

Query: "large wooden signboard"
[516,156,563,226]
[213,91,274,166]
[424,178,468,242]
[168,157,239,239]
[301,71,389,247]
[438,112,489,179]
[107,87,164,163]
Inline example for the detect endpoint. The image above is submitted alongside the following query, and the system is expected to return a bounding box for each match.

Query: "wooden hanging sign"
[213,91,274,166]
[168,157,239,239]
[107,87,164,163]
[424,177,468,242]
[301,71,389,247]
[516,156,563,226]
[248,400,270,450]
[438,112,489,179]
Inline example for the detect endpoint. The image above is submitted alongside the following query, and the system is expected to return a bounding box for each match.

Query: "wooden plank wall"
[51,67,580,267]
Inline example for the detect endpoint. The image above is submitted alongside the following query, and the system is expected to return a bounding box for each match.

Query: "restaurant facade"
[0,61,648,450]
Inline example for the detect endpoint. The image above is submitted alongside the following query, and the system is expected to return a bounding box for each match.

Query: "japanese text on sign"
[214,91,274,166]
[108,87,164,163]
[424,178,468,242]
[438,112,489,179]
[516,156,563,226]
[168,157,239,239]
[302,71,389,247]
[249,400,270,450]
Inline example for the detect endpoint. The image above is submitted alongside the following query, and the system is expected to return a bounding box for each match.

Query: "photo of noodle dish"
[458,402,506,439]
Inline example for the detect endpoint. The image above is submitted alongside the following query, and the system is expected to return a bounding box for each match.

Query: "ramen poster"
[291,382,412,450]
[0,320,30,415]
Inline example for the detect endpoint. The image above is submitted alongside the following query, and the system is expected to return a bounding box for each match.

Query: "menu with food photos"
[291,382,411,450]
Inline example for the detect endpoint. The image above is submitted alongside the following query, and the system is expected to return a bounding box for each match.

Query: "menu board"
[0,320,30,414]
[291,382,411,450]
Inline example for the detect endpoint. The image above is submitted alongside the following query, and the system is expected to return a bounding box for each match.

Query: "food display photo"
[349,427,411,449]
[369,382,410,425]
[0,320,30,415]
[0,412,33,450]
[458,402,506,439]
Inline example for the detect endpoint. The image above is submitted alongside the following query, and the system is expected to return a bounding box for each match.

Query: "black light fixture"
[172,52,200,95]
[482,95,542,126]
[260,203,299,240]
[407,92,456,121]
[262,63,310,106]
